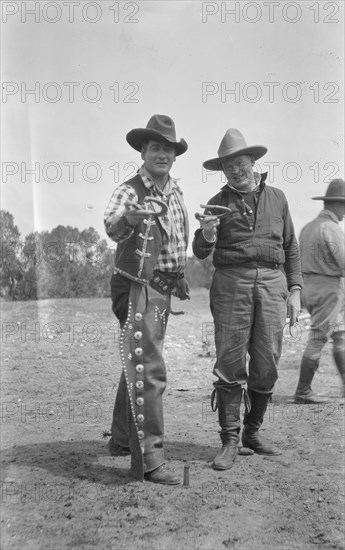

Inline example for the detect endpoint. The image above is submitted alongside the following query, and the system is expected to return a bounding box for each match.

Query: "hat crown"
[146,114,176,141]
[126,114,188,155]
[325,179,345,199]
[203,129,267,171]
[218,128,249,158]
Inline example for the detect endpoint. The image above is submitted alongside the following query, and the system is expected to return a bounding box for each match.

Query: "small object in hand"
[195,204,232,220]
[288,320,299,336]
[195,212,217,221]
[183,463,190,487]
[129,196,168,217]
[200,204,232,212]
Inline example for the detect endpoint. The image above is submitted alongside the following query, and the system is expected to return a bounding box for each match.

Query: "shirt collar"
[138,165,155,189]
[138,165,180,193]
[318,209,340,224]
[224,171,267,193]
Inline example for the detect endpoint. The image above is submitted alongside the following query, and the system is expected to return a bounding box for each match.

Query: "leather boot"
[294,356,328,404]
[144,464,180,485]
[333,332,345,396]
[212,385,242,470]
[334,350,345,397]
[242,390,281,455]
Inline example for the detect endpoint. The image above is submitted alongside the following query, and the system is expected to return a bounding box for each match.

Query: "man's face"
[141,140,176,179]
[222,154,254,188]
[335,202,345,221]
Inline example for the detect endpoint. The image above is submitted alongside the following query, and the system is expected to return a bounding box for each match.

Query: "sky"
[1,0,344,251]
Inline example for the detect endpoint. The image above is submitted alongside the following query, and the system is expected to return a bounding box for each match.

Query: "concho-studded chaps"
[119,281,170,480]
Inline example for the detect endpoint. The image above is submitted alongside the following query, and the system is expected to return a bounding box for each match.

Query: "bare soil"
[1,290,344,550]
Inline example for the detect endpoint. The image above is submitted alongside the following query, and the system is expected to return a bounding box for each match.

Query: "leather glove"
[172,277,190,301]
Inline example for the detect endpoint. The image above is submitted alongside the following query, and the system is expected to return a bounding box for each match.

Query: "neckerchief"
[138,166,182,254]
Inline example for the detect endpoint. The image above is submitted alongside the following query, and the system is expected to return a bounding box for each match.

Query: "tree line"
[0,210,214,300]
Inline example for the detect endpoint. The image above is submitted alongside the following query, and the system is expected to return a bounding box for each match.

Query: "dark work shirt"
[192,174,302,289]
[242,190,257,218]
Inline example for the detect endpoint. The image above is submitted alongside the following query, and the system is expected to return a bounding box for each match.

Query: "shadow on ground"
[1,439,216,485]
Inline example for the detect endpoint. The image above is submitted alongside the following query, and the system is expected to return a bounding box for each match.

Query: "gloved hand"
[172,277,190,300]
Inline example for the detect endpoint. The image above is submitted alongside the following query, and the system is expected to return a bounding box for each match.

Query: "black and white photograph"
[1,1,344,548]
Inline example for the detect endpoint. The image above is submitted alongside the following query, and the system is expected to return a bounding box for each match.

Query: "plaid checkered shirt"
[104,166,188,272]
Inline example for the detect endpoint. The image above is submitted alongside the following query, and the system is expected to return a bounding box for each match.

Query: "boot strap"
[242,386,251,414]
[211,385,249,413]
[211,388,218,412]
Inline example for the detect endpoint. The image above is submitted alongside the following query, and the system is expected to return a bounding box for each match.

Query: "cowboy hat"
[203,128,267,171]
[312,178,345,201]
[126,114,188,156]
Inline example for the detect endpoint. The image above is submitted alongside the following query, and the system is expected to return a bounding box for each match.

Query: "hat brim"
[203,146,267,171]
[126,129,188,156]
[312,196,345,201]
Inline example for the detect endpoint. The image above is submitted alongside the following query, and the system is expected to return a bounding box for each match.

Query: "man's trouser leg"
[333,331,345,396]
[210,267,285,456]
[210,267,254,388]
[294,275,343,403]
[241,267,286,455]
[211,385,242,470]
[331,284,345,395]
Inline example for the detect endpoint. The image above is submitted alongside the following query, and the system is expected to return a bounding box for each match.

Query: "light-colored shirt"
[299,209,345,277]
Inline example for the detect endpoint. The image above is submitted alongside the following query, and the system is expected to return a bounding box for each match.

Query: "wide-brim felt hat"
[312,178,345,201]
[203,128,267,171]
[126,114,188,156]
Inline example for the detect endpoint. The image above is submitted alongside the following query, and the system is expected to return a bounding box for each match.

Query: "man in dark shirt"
[193,128,302,470]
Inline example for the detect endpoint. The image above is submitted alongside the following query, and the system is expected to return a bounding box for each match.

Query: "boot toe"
[212,443,238,470]
[238,446,254,456]
[294,393,328,404]
[144,465,180,485]
[242,433,281,456]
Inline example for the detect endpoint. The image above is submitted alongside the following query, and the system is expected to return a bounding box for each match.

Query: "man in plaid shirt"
[104,115,189,485]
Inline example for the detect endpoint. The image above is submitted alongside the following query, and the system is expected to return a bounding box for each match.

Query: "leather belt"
[236,261,281,270]
[149,270,179,295]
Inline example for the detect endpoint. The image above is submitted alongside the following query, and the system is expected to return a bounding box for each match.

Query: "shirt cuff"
[105,215,134,242]
[289,285,301,292]
[202,230,216,244]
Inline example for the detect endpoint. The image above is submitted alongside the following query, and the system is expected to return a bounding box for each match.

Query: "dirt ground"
[1,289,344,550]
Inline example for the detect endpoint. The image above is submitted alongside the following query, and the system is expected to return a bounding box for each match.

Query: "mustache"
[228,168,253,179]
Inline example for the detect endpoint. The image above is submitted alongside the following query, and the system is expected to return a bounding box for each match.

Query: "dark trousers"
[210,266,288,394]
